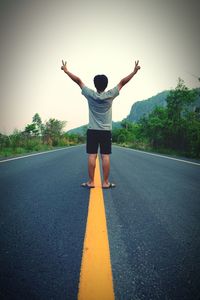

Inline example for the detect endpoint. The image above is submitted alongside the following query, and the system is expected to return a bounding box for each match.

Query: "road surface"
[0,145,200,299]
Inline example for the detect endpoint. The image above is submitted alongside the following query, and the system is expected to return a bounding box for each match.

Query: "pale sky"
[0,0,199,134]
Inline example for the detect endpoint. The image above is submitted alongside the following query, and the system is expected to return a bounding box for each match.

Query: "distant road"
[1,145,200,299]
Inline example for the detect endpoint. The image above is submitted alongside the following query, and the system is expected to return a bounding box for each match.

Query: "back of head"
[94,75,108,92]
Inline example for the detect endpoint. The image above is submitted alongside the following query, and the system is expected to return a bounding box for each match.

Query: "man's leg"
[87,154,97,187]
[83,129,98,188]
[101,154,110,187]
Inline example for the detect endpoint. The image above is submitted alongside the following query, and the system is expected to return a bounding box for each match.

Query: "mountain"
[126,88,200,122]
[67,88,200,133]
[67,121,121,135]
[67,125,87,135]
[126,90,169,122]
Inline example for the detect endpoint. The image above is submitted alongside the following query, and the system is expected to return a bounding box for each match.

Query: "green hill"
[67,125,87,135]
[67,88,200,133]
[127,88,200,123]
[126,91,169,122]
[67,121,122,134]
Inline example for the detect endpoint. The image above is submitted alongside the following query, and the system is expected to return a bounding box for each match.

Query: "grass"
[115,142,200,160]
[0,145,54,159]
[0,140,85,160]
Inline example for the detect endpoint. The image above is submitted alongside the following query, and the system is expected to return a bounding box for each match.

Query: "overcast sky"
[0,0,199,134]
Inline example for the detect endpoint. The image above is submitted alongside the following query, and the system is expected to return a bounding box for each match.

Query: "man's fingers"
[62,60,67,66]
[134,60,139,67]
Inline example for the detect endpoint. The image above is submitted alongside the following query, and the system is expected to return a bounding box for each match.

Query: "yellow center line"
[78,155,115,300]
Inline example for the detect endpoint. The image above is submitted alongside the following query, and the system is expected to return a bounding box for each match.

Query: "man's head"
[94,75,108,92]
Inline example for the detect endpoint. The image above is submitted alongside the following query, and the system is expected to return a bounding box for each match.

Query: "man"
[61,60,141,188]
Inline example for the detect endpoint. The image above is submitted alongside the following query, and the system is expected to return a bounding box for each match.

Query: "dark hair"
[93,75,108,92]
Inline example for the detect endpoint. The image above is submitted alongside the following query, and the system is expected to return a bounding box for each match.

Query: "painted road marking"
[78,156,115,300]
[115,145,200,166]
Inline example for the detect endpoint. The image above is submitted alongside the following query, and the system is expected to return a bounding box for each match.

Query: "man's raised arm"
[61,60,85,89]
[118,60,141,91]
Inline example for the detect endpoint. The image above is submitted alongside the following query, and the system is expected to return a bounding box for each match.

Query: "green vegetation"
[1,78,199,159]
[126,90,169,123]
[113,78,200,158]
[0,114,86,158]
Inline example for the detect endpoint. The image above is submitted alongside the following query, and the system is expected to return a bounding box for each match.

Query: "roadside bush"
[24,138,43,151]
[14,147,26,154]
[57,137,69,147]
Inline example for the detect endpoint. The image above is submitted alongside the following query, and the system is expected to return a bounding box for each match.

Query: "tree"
[139,107,168,148]
[32,113,43,136]
[184,109,200,157]
[9,129,24,149]
[117,133,126,144]
[167,78,197,121]
[43,118,67,146]
[121,120,134,130]
[25,123,37,136]
[24,113,43,137]
[0,133,9,150]
[166,78,198,150]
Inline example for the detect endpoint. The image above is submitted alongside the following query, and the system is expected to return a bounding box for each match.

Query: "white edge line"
[0,145,83,164]
[114,145,200,166]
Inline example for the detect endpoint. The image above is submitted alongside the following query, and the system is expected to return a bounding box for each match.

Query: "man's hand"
[61,60,67,72]
[118,59,141,91]
[133,60,141,74]
[61,60,85,89]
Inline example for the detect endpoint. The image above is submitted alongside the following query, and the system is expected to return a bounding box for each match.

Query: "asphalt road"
[1,145,200,300]
[0,146,90,300]
[104,146,200,300]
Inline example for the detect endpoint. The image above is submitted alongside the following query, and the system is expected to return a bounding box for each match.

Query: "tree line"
[112,78,200,158]
[1,78,199,158]
[0,114,84,157]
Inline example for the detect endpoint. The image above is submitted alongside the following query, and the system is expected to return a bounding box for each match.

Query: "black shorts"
[86,129,112,154]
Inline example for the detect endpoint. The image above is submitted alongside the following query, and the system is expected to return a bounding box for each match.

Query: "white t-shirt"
[81,85,119,130]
